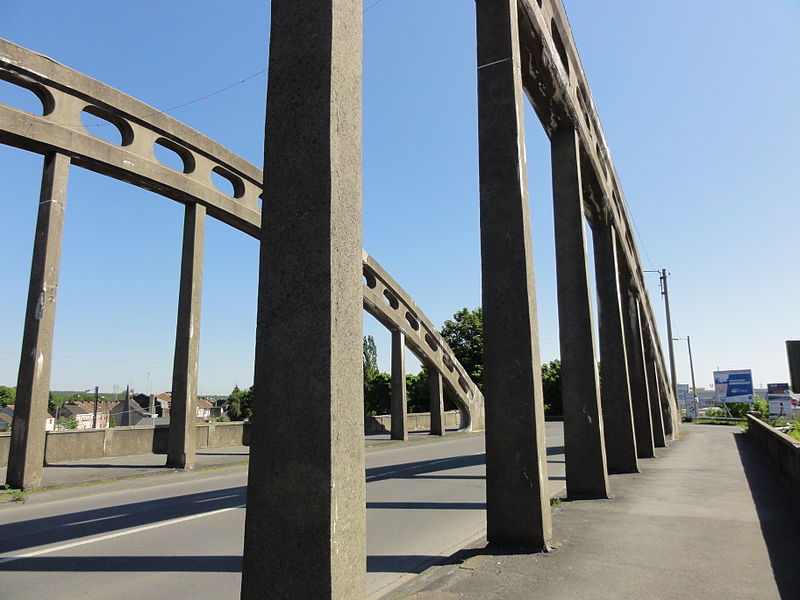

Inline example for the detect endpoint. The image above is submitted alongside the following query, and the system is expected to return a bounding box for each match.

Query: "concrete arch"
[0,38,484,432]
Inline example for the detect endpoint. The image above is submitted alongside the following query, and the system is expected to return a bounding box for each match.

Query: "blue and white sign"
[713,369,754,403]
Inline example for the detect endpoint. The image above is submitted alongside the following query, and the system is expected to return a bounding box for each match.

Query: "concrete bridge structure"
[0,1,679,598]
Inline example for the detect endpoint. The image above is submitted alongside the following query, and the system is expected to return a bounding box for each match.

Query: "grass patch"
[694,419,747,426]
[0,483,29,503]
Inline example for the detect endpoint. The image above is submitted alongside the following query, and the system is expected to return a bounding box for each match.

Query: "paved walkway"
[389,424,800,600]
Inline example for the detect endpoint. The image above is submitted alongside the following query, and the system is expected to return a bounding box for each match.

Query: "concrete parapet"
[0,422,252,467]
[747,415,800,492]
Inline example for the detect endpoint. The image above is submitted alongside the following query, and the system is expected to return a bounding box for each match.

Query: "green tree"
[752,395,768,419]
[364,373,391,416]
[541,359,562,416]
[226,385,253,421]
[0,386,15,408]
[363,335,379,382]
[406,368,432,414]
[56,415,78,430]
[441,307,484,389]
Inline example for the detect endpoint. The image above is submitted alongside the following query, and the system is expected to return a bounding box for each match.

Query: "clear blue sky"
[1,1,798,396]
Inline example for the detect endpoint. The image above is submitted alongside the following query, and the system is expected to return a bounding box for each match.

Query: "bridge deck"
[396,424,800,600]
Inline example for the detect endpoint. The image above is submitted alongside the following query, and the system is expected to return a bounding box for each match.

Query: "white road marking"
[0,504,245,566]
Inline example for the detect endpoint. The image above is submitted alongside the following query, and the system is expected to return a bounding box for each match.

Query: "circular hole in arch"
[382,290,399,310]
[363,268,377,289]
[425,333,438,352]
[405,311,419,331]
[0,73,54,116]
[154,138,195,174]
[81,106,134,146]
[211,166,246,198]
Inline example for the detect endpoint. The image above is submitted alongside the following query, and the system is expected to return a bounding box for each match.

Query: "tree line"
[222,306,563,421]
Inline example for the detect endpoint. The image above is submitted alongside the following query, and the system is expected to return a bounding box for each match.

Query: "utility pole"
[92,385,99,429]
[687,336,698,418]
[660,269,678,403]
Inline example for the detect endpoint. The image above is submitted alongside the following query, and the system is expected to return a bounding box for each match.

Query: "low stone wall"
[0,421,252,466]
[0,412,460,465]
[747,414,800,491]
[365,410,461,435]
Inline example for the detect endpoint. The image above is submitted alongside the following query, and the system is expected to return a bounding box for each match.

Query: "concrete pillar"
[240,1,365,598]
[621,287,655,459]
[167,202,205,469]
[551,127,609,499]
[591,222,638,474]
[6,152,69,491]
[391,329,408,441]
[429,369,445,436]
[477,0,552,550]
[659,371,675,439]
[645,349,667,448]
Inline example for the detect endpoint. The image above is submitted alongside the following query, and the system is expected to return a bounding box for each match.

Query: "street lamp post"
[92,386,99,429]
[673,336,698,419]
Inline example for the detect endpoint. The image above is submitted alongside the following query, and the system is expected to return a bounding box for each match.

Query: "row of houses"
[0,392,227,432]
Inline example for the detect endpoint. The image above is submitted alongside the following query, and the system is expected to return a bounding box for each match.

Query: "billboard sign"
[713,369,754,403]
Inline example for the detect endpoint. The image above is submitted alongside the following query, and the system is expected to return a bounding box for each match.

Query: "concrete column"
[621,286,655,459]
[429,369,445,436]
[477,0,552,550]
[391,329,408,441]
[551,127,609,499]
[167,202,205,469]
[659,371,675,439]
[6,152,69,491]
[645,349,667,448]
[240,1,365,598]
[591,222,638,474]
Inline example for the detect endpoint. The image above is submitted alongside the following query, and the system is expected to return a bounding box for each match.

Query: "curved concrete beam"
[0,38,484,431]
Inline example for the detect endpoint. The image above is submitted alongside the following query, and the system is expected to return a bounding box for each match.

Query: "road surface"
[0,425,565,599]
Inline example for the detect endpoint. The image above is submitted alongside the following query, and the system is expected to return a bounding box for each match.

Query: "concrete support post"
[477,0,552,549]
[7,152,69,491]
[391,329,408,441]
[429,369,445,436]
[659,371,675,439]
[241,1,365,598]
[645,350,667,448]
[621,287,655,459]
[591,222,638,474]
[167,202,205,469]
[551,127,609,499]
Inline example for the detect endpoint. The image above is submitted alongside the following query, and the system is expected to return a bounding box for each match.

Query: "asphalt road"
[0,424,565,599]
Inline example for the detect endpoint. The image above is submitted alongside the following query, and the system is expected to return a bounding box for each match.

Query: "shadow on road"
[734,432,800,600]
[0,555,241,572]
[0,487,246,557]
[366,453,485,483]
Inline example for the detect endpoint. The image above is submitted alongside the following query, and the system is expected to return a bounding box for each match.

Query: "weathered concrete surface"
[551,126,609,499]
[167,202,205,469]
[391,425,800,600]
[391,329,408,441]
[241,1,365,599]
[748,414,800,493]
[6,152,69,491]
[645,348,667,448]
[621,288,655,459]
[591,222,638,474]
[429,370,445,436]
[477,0,552,550]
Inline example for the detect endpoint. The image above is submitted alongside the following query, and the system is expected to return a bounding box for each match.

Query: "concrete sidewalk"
[390,424,800,600]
